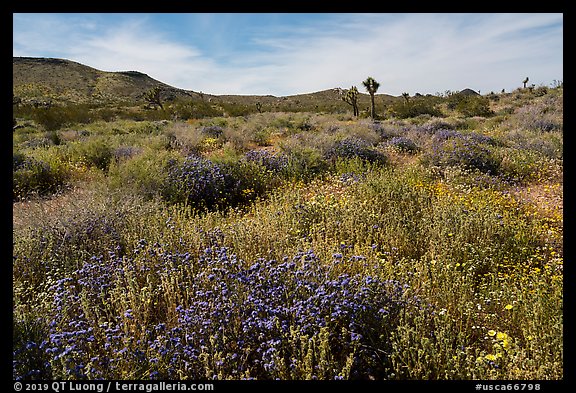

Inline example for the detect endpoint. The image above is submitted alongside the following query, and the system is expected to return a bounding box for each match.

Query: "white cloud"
[13,13,562,96]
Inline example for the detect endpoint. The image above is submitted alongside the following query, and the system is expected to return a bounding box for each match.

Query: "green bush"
[220,159,280,206]
[67,139,113,171]
[107,149,179,200]
[448,95,494,117]
[13,154,68,201]
[389,99,443,119]
[284,146,329,181]
[22,105,92,131]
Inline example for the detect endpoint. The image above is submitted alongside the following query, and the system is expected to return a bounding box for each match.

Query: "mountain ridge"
[13,57,401,109]
[13,56,198,105]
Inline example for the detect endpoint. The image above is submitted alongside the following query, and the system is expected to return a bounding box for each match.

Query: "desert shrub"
[243,149,289,173]
[107,149,178,200]
[422,135,500,175]
[511,100,562,133]
[420,118,462,132]
[447,95,494,117]
[383,136,419,154]
[13,151,28,170]
[44,131,62,146]
[533,86,549,97]
[16,104,92,131]
[500,130,562,160]
[389,99,443,119]
[112,145,143,162]
[219,159,280,206]
[368,122,400,140]
[283,147,329,181]
[162,156,227,209]
[163,122,205,155]
[252,127,274,146]
[20,136,54,149]
[170,98,224,119]
[221,126,250,152]
[200,125,224,138]
[220,102,254,117]
[325,137,387,165]
[428,129,462,140]
[82,120,163,136]
[13,154,68,201]
[497,148,559,184]
[67,139,113,171]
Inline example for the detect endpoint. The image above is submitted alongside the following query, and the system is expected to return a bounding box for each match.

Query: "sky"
[13,13,563,97]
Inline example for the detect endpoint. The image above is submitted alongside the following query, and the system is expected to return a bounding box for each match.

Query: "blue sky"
[13,13,563,96]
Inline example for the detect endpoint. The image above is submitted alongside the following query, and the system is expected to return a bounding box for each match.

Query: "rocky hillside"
[13,57,401,112]
[13,57,197,105]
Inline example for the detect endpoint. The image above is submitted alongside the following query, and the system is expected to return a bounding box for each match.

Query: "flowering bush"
[325,137,387,165]
[162,156,226,209]
[200,125,224,138]
[423,135,501,174]
[17,240,416,380]
[243,149,289,173]
[383,136,419,154]
[112,145,142,162]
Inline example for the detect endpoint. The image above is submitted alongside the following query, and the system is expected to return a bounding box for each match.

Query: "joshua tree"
[522,77,529,89]
[362,76,380,119]
[256,101,263,113]
[341,86,359,117]
[401,92,410,105]
[144,86,164,110]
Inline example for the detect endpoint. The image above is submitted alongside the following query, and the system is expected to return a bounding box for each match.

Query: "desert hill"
[13,57,400,112]
[13,57,197,105]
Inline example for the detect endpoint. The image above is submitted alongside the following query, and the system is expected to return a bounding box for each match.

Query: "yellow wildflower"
[496,332,509,341]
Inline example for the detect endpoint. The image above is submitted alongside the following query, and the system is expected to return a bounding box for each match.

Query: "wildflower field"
[13,87,563,380]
